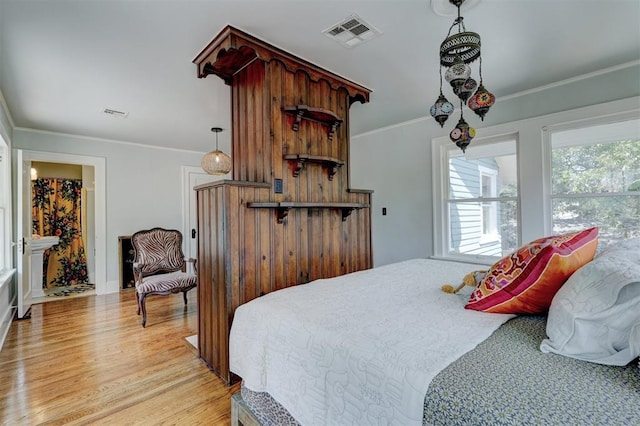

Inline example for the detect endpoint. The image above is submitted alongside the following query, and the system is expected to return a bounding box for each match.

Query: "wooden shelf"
[247,201,369,224]
[283,154,344,180]
[283,105,343,140]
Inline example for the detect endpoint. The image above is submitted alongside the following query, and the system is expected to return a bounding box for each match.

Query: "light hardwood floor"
[0,290,240,425]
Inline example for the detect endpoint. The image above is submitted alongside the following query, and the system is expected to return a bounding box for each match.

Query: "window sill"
[0,269,16,290]
[479,235,500,246]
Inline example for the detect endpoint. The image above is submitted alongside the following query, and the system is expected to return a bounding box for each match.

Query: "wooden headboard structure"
[192,25,373,384]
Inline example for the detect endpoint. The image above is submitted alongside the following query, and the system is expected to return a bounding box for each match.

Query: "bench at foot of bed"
[231,393,261,426]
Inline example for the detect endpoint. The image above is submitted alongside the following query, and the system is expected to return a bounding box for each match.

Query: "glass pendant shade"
[201,127,232,175]
[454,77,477,102]
[468,84,495,121]
[430,93,455,127]
[444,60,471,93]
[449,116,475,153]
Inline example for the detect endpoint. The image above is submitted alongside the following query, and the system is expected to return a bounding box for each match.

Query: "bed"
[229,234,640,425]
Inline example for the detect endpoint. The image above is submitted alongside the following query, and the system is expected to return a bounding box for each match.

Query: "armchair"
[131,227,197,327]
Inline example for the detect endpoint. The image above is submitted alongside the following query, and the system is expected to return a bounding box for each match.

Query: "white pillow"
[540,240,640,366]
[597,237,640,261]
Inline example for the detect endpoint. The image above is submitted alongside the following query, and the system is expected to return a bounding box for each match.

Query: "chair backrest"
[131,228,185,276]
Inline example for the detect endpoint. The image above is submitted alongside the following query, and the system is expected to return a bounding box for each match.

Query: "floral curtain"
[32,178,88,288]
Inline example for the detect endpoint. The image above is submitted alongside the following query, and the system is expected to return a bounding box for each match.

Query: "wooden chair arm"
[133,262,145,283]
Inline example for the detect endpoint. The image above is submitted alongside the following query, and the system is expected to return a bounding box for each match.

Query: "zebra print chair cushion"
[131,227,197,327]
[136,271,197,294]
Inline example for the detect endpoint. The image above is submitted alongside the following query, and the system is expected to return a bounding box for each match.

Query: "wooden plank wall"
[196,52,372,384]
[231,60,352,200]
[196,183,371,383]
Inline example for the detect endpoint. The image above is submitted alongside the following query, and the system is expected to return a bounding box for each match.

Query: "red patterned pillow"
[465,227,599,314]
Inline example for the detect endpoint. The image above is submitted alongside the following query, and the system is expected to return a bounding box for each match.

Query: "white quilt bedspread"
[230,258,514,425]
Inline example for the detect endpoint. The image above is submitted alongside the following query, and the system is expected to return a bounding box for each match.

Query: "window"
[0,138,9,273]
[549,118,640,246]
[479,167,498,240]
[0,207,5,272]
[439,137,519,262]
[434,100,638,265]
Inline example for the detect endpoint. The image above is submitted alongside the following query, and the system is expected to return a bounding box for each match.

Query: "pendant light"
[201,127,232,175]
[429,0,495,152]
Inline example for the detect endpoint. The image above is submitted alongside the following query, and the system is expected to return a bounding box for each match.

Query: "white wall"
[350,118,438,267]
[13,129,207,293]
[351,62,640,267]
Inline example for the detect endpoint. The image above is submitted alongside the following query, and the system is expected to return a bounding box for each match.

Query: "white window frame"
[478,166,499,243]
[433,133,519,264]
[433,99,639,265]
[542,111,640,236]
[0,141,8,273]
[0,134,14,284]
[0,207,5,272]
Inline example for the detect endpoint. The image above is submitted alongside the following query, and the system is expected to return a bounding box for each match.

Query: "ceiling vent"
[102,108,128,118]
[322,14,382,48]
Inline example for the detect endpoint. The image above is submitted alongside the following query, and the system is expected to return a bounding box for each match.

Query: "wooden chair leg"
[136,290,141,315]
[139,293,148,328]
[183,290,188,305]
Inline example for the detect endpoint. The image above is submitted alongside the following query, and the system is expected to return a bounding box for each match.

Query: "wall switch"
[274,178,283,193]
[382,207,387,216]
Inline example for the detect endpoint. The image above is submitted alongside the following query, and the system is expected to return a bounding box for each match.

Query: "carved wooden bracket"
[247,202,369,224]
[340,207,357,221]
[283,105,343,140]
[283,154,344,180]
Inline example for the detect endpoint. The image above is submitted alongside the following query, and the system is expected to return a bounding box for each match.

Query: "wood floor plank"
[0,290,239,425]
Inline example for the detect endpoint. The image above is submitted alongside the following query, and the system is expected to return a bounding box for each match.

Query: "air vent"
[322,14,382,48]
[102,108,129,118]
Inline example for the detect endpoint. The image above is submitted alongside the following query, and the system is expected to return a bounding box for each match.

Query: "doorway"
[16,150,106,318]
[30,161,95,299]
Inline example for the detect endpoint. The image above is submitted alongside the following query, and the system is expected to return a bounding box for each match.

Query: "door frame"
[181,166,224,261]
[16,150,107,295]
[16,150,32,318]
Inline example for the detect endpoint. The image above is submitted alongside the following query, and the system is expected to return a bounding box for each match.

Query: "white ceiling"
[1,0,639,153]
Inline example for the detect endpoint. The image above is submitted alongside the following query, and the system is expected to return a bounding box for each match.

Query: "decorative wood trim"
[283,154,344,180]
[247,201,369,224]
[193,25,371,105]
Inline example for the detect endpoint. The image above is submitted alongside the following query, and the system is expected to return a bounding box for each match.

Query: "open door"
[16,150,32,319]
[182,166,224,260]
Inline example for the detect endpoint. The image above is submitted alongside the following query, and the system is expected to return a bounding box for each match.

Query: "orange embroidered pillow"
[465,227,599,314]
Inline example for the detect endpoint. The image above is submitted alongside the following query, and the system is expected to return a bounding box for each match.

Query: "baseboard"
[0,271,17,351]
[104,279,120,295]
[0,304,16,351]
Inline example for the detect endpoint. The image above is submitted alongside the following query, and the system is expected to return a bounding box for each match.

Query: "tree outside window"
[551,118,640,247]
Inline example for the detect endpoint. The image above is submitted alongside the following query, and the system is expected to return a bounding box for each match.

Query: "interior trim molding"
[13,127,207,155]
[353,60,640,140]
